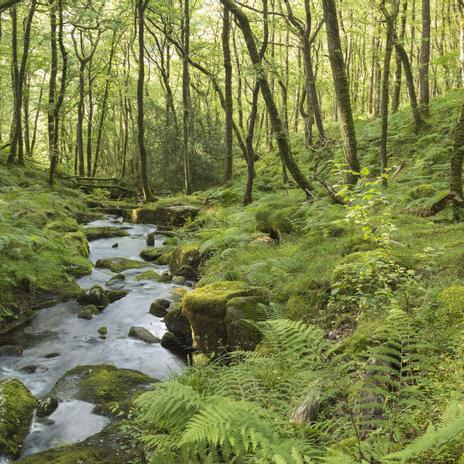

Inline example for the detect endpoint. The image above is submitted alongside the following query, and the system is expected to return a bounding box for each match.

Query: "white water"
[0,215,186,459]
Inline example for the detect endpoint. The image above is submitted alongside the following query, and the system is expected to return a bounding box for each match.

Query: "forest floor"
[2,91,464,462]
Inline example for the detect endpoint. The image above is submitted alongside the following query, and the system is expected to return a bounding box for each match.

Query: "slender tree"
[321,0,361,184]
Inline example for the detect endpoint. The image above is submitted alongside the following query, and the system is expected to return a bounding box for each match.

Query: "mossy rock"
[164,303,192,347]
[140,247,163,262]
[16,422,138,463]
[255,200,301,240]
[50,364,155,417]
[0,379,38,458]
[95,258,147,273]
[149,298,171,317]
[169,243,201,278]
[408,183,437,199]
[183,281,262,354]
[77,285,109,310]
[76,210,104,224]
[106,289,129,303]
[84,227,129,241]
[135,270,163,282]
[224,296,269,350]
[124,204,200,226]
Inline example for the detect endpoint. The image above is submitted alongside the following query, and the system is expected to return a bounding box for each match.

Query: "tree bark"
[321,0,360,185]
[419,0,430,115]
[181,0,192,194]
[221,0,314,198]
[450,99,464,219]
[136,0,154,201]
[222,5,233,182]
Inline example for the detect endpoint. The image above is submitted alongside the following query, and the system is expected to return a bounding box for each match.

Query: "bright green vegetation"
[95,257,148,273]
[50,364,155,417]
[0,379,38,458]
[133,94,464,463]
[0,165,92,331]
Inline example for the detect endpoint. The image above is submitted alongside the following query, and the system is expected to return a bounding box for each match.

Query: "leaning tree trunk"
[321,0,361,185]
[221,0,314,199]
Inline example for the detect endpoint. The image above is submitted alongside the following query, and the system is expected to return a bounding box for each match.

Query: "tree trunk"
[418,0,430,115]
[379,26,394,182]
[92,29,117,177]
[47,0,58,184]
[181,0,192,194]
[221,0,314,198]
[136,0,154,201]
[222,5,233,182]
[392,0,407,113]
[322,0,360,185]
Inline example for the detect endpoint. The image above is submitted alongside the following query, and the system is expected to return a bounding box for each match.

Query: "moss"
[439,285,464,322]
[255,200,301,240]
[95,258,147,273]
[84,227,129,241]
[16,422,138,463]
[51,365,154,418]
[135,270,163,282]
[0,379,38,458]
[124,204,200,226]
[63,231,90,257]
[183,281,262,353]
[408,183,437,199]
[45,218,79,233]
[140,247,163,261]
[224,295,269,350]
[169,243,201,278]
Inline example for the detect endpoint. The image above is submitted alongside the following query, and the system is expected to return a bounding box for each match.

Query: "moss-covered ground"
[0,164,93,333]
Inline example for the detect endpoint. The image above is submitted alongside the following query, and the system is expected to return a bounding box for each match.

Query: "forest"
[2,0,464,462]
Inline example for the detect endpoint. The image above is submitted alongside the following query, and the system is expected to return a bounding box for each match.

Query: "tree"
[321,0,360,185]
[418,0,430,115]
[220,0,314,199]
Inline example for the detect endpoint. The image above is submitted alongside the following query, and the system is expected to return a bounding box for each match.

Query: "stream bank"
[0,214,188,463]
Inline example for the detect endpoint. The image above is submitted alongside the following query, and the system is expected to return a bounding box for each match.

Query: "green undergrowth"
[133,92,464,463]
[0,163,92,330]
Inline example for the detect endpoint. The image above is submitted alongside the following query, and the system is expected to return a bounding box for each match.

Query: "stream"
[0,215,186,461]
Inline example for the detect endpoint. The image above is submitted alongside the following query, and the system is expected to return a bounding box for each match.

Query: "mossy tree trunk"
[222,5,233,183]
[321,0,360,185]
[419,0,431,115]
[221,0,314,199]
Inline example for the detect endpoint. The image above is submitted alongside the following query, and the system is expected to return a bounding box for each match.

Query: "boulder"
[128,326,160,344]
[0,345,23,357]
[164,304,192,348]
[135,270,162,282]
[171,287,188,302]
[146,232,155,246]
[169,244,201,278]
[0,379,38,458]
[78,304,100,320]
[159,271,172,283]
[140,247,163,262]
[255,200,301,241]
[172,275,187,285]
[182,281,262,354]
[98,326,108,336]
[106,290,129,303]
[149,299,171,317]
[161,331,188,355]
[50,364,154,418]
[19,365,48,374]
[77,286,109,310]
[124,204,200,226]
[84,227,129,241]
[44,352,60,359]
[95,258,147,273]
[36,396,59,418]
[224,296,269,351]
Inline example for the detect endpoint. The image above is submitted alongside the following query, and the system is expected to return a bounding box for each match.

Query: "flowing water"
[0,215,186,461]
